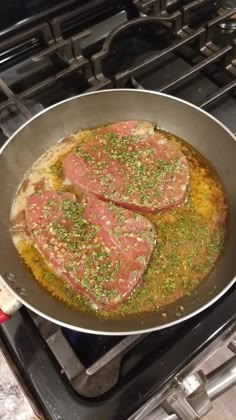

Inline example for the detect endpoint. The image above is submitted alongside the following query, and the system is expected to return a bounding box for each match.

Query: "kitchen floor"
[0,347,235,420]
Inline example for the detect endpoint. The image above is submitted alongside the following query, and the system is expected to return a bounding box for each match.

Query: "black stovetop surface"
[0,287,235,420]
[0,1,236,419]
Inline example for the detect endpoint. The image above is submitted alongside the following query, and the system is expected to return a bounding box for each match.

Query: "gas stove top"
[0,1,236,419]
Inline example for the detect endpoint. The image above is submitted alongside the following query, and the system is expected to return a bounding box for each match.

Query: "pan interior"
[0,90,236,334]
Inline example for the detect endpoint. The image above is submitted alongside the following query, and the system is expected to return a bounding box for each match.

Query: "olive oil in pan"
[10,125,227,319]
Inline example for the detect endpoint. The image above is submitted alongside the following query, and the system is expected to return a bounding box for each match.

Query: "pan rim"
[1,88,236,154]
[0,89,235,335]
[1,271,235,335]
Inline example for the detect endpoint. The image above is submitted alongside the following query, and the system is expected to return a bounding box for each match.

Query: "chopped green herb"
[50,162,62,176]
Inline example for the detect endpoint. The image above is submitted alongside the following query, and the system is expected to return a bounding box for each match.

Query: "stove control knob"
[162,371,213,420]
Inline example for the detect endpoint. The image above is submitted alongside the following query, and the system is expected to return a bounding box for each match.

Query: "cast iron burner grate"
[29,309,212,399]
[0,0,235,141]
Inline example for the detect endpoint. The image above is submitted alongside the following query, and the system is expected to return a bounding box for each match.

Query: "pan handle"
[0,280,22,323]
[0,310,9,323]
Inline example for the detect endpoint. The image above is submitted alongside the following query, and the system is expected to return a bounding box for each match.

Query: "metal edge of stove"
[0,287,235,420]
[1,315,235,420]
[139,352,236,420]
[130,321,236,420]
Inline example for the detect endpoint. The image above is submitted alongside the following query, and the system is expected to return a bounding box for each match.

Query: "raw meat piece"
[26,190,156,309]
[63,121,189,213]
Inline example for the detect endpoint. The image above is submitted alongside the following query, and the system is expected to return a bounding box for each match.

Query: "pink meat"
[26,190,156,310]
[98,120,155,137]
[63,121,189,213]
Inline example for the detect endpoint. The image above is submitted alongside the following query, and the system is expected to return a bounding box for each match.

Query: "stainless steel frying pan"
[0,89,235,335]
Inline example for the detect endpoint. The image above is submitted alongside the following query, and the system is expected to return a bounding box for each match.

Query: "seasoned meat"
[63,121,189,213]
[99,120,155,137]
[26,190,156,309]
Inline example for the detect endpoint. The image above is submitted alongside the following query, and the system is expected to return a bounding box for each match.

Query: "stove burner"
[91,15,183,87]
